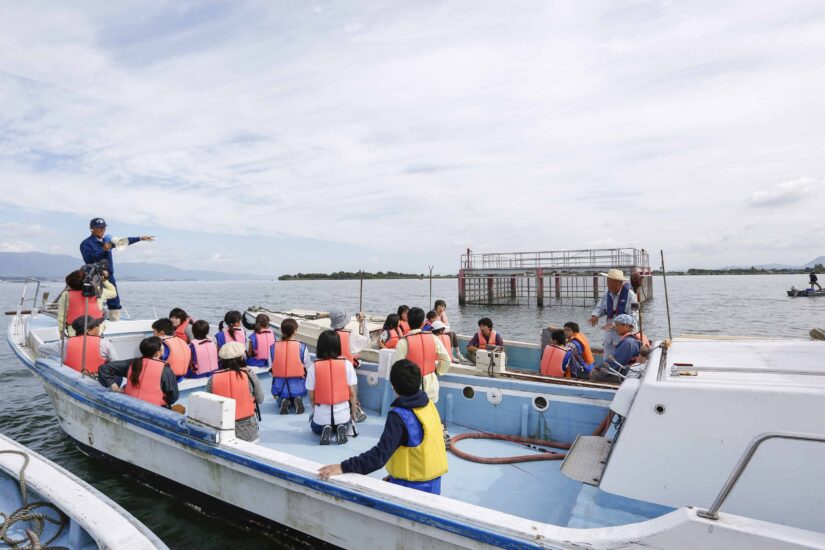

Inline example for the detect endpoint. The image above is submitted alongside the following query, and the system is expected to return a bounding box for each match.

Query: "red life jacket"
[253,330,276,362]
[64,335,105,374]
[404,332,437,376]
[163,336,192,377]
[336,330,354,363]
[272,340,305,378]
[383,328,402,349]
[540,345,567,377]
[191,338,219,375]
[125,358,166,406]
[477,329,498,349]
[399,320,411,335]
[66,290,103,327]
[570,333,595,365]
[437,334,451,357]
[174,318,191,343]
[211,370,255,420]
[313,359,349,405]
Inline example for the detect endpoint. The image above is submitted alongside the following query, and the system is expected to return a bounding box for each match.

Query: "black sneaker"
[336,424,348,445]
[320,425,332,445]
[294,398,305,415]
[279,399,290,415]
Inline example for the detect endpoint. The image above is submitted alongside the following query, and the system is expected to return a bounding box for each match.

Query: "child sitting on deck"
[397,305,411,335]
[540,330,569,378]
[168,308,194,343]
[422,310,438,332]
[306,330,358,445]
[434,299,465,363]
[246,313,276,368]
[215,310,247,351]
[378,314,402,349]
[187,320,219,378]
[152,318,192,379]
[271,318,310,415]
[98,337,180,410]
[318,359,449,495]
[208,342,265,442]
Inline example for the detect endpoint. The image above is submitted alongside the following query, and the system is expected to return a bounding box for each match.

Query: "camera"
[81,260,109,297]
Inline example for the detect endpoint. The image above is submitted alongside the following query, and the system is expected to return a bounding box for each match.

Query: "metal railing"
[460,248,650,271]
[696,432,825,520]
[15,278,41,319]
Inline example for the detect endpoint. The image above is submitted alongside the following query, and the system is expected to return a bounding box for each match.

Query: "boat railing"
[696,431,825,521]
[15,278,42,319]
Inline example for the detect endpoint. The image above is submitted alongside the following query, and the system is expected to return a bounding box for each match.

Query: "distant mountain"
[802,256,825,269]
[0,252,257,281]
[722,256,824,270]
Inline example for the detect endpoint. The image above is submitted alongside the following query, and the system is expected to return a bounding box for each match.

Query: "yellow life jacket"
[385,401,448,482]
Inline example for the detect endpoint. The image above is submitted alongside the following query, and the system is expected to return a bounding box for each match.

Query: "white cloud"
[1,1,825,270]
[745,177,824,207]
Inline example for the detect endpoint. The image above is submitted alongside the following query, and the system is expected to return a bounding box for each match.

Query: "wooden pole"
[359,269,364,313]
[660,250,673,340]
[428,265,434,307]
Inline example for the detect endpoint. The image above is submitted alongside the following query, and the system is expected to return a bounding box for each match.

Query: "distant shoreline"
[278,271,456,281]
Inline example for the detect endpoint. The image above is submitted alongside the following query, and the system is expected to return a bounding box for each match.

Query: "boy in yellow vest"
[318,359,448,494]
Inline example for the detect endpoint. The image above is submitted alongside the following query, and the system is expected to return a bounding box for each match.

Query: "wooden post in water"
[487,276,495,305]
[428,265,434,307]
[593,272,599,300]
[458,269,466,305]
[510,277,516,300]
[554,273,561,298]
[359,270,364,313]
[536,268,544,307]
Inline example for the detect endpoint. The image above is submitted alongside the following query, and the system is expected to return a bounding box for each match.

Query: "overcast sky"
[1,1,824,274]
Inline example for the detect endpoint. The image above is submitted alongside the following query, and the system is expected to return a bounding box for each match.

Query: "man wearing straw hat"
[80,217,154,322]
[589,268,637,360]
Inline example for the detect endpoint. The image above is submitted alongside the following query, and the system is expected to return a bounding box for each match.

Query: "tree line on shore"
[278,271,456,281]
[654,263,824,276]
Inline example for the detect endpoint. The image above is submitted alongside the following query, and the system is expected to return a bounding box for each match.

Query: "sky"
[1,0,824,275]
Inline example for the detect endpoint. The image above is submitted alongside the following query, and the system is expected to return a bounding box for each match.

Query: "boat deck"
[180,380,671,529]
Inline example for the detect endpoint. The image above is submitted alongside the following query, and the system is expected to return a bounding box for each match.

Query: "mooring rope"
[0,450,68,550]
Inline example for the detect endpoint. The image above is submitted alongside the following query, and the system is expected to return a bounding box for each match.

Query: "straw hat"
[600,268,628,281]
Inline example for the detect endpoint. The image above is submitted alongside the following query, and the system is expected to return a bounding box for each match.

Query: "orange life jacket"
[211,369,255,420]
[383,328,402,349]
[336,330,354,363]
[313,359,349,405]
[64,335,105,374]
[272,340,305,379]
[437,334,451,357]
[569,333,595,365]
[66,290,103,327]
[252,329,276,362]
[174,318,191,343]
[163,336,192,377]
[540,344,567,377]
[124,358,166,406]
[477,329,498,349]
[404,332,437,376]
[399,320,411,335]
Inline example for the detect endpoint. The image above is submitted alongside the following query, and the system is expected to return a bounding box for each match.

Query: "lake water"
[0,275,821,548]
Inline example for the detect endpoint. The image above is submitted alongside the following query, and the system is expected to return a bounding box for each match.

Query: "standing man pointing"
[588,269,637,360]
[80,218,154,321]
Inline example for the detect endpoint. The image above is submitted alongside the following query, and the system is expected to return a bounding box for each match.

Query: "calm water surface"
[0,275,822,548]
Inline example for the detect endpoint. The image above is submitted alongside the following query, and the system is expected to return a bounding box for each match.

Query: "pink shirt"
[438,311,449,325]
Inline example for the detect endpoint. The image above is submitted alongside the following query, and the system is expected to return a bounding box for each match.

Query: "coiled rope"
[447,412,613,465]
[0,450,68,550]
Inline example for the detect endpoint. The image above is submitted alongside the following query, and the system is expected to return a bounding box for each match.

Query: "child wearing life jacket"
[39,315,115,375]
[208,342,264,442]
[563,321,595,377]
[397,305,411,335]
[434,299,465,363]
[98,336,179,409]
[246,313,277,368]
[187,320,220,378]
[215,310,247,351]
[318,359,448,495]
[540,330,569,378]
[151,318,192,380]
[168,308,193,343]
[329,310,367,368]
[271,318,310,415]
[465,317,504,365]
[378,314,402,350]
[306,330,358,445]
[394,307,451,404]
[422,310,438,332]
[57,269,117,337]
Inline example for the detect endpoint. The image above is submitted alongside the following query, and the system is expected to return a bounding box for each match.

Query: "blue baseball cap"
[89,218,107,228]
[614,314,634,326]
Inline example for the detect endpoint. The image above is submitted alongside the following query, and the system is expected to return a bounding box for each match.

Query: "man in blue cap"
[589,313,640,383]
[80,218,154,321]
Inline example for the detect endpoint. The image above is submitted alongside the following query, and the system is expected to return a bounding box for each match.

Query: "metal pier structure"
[458,248,652,307]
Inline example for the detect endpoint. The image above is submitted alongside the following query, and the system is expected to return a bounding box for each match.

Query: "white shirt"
[306,359,357,425]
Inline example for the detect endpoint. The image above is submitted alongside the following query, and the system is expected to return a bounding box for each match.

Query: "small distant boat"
[0,433,166,549]
[787,287,825,297]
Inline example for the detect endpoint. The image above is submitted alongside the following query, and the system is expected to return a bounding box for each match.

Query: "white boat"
[0,432,166,549]
[8,282,825,549]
